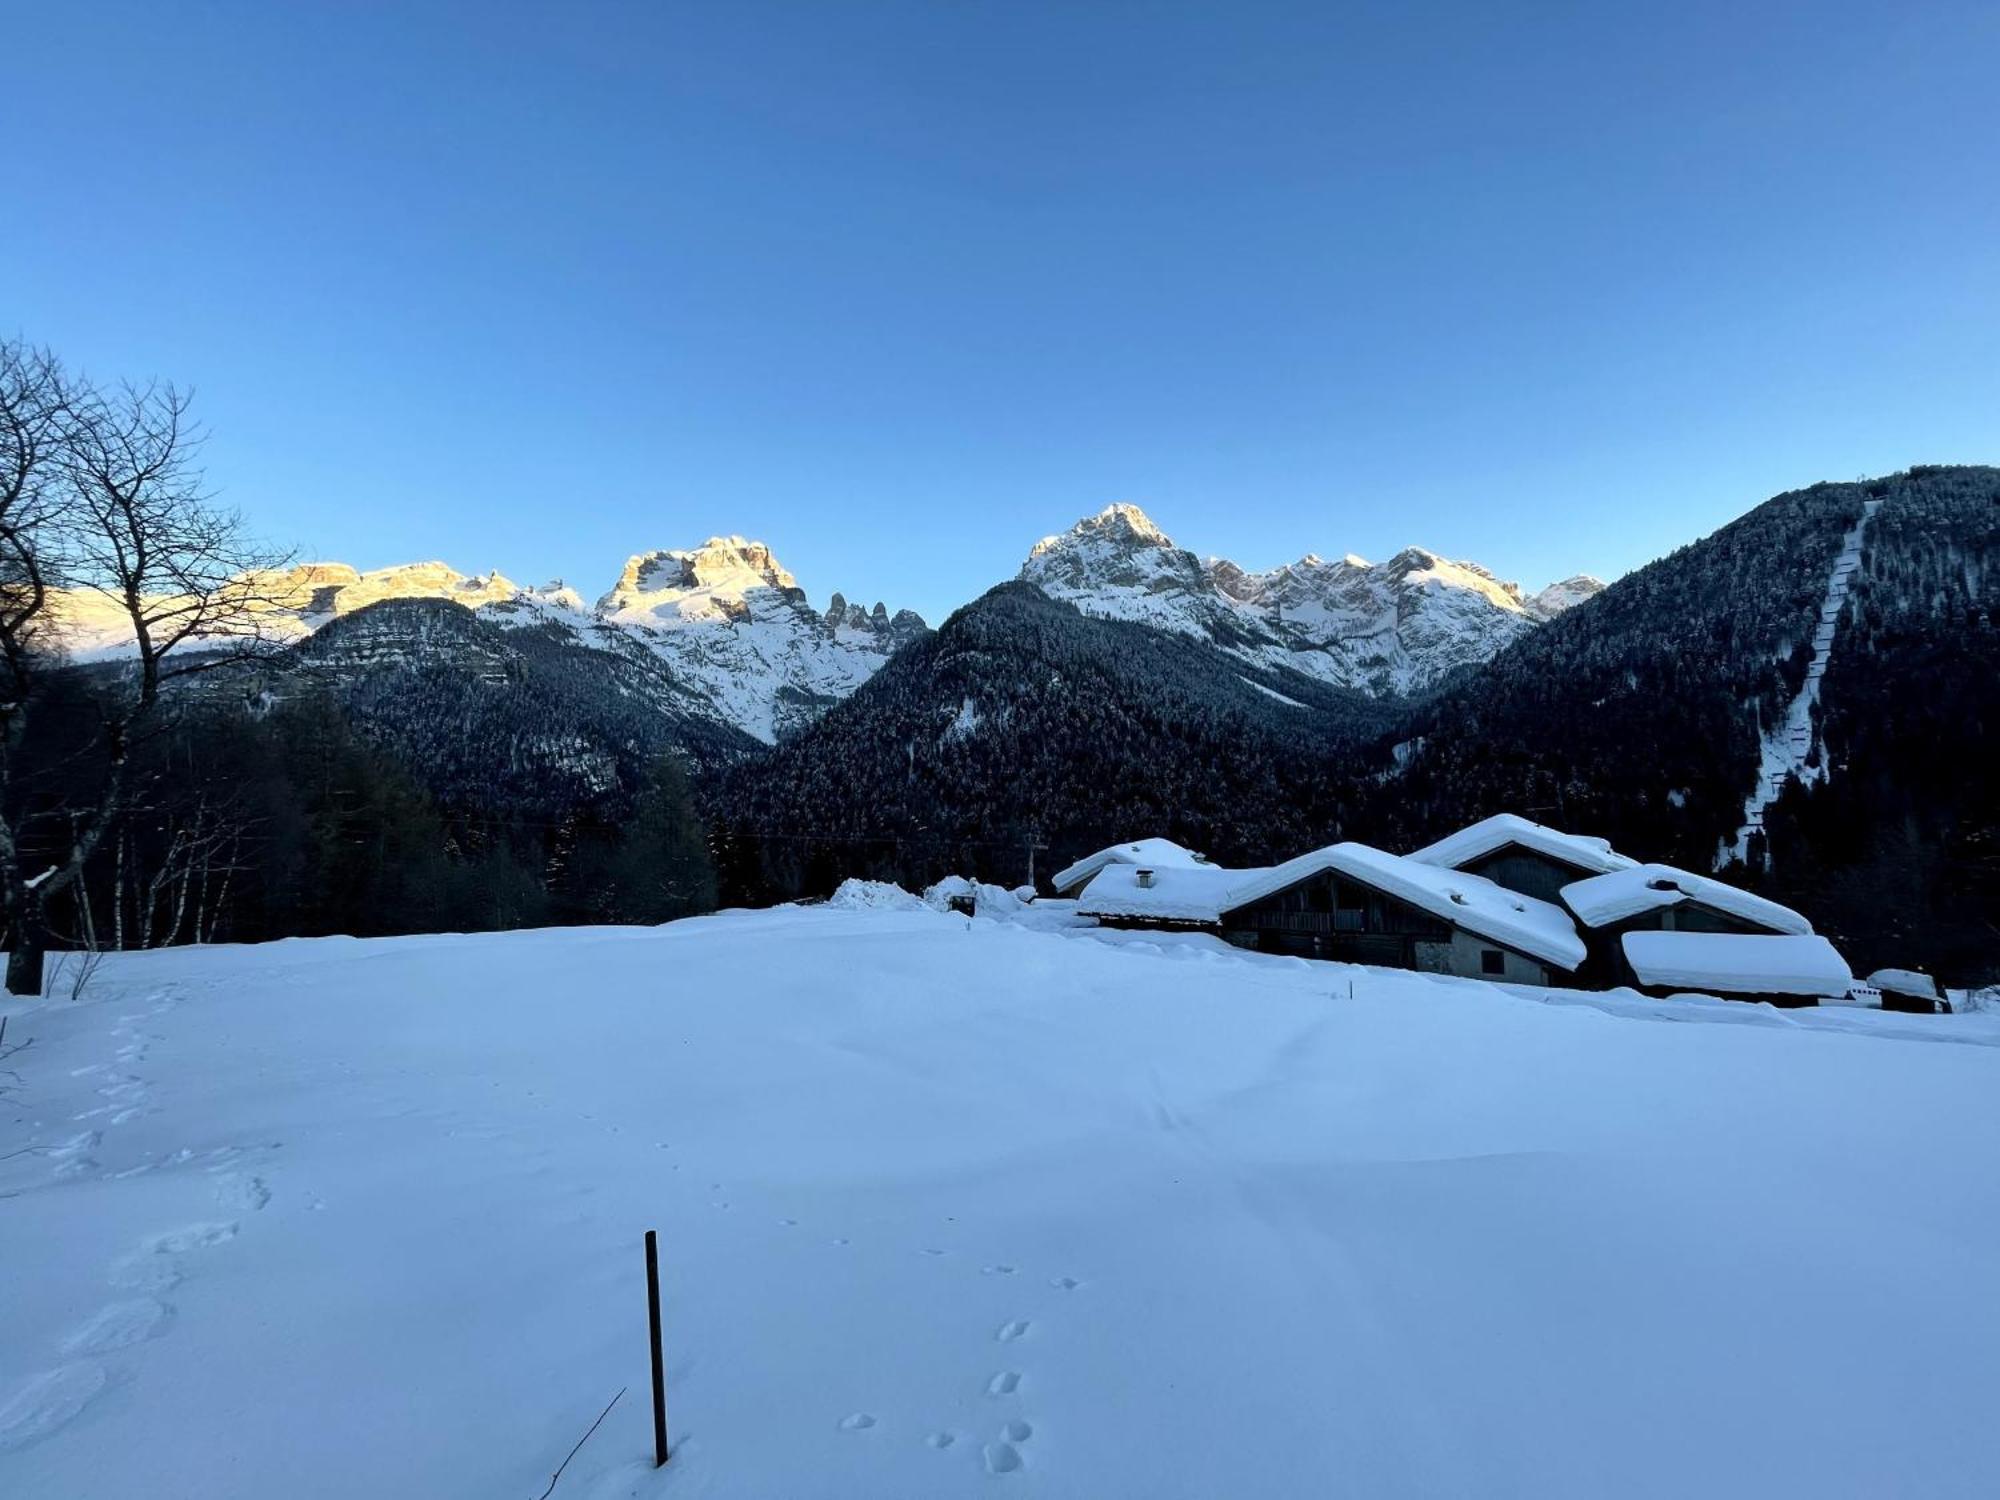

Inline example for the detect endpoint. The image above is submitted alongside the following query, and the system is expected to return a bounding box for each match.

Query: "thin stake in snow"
[646,1229,670,1467]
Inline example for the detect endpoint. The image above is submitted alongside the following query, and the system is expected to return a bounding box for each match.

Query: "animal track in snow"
[983,1417,1035,1474]
[986,1371,1021,1396]
[60,1298,171,1355]
[927,1431,957,1449]
[1049,1276,1081,1290]
[996,1319,1030,1342]
[838,1412,876,1431]
[0,1364,107,1453]
[980,1264,1016,1276]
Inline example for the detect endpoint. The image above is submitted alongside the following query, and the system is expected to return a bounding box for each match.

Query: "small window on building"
[1479,949,1505,976]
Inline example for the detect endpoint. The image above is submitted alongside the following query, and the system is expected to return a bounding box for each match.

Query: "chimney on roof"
[1135,868,1156,889]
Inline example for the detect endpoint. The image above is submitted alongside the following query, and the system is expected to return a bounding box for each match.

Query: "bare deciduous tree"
[0,339,292,994]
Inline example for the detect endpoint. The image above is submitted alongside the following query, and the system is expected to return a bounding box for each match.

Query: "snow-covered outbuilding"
[1408,813,1636,904]
[1621,931,1854,1006]
[1559,861,1814,988]
[1048,837,1214,898]
[1076,840,1587,986]
[1867,968,1950,1015]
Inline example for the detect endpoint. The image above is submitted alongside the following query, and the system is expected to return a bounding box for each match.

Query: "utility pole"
[1026,828,1048,892]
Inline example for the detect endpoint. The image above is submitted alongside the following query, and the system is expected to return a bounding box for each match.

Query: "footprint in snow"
[927,1431,956,1449]
[986,1371,1021,1396]
[1050,1276,1082,1290]
[146,1221,239,1255]
[838,1412,876,1431]
[60,1298,172,1356]
[212,1173,271,1213]
[995,1319,1030,1342]
[981,1264,1015,1276]
[0,1364,108,1453]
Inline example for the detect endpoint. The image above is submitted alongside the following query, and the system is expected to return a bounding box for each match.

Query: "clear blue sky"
[6,1,1996,622]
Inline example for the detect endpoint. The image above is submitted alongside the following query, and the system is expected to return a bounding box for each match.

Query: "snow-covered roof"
[1866,968,1939,1001]
[1621,932,1853,998]
[1238,844,1587,971]
[1072,863,1258,924]
[1076,840,1587,971]
[1560,864,1812,936]
[1050,837,1213,895]
[1408,814,1637,877]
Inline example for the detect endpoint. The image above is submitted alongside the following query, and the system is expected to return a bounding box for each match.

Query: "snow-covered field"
[5,905,2000,1498]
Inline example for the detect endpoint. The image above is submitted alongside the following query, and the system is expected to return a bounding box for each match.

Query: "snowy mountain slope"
[1716,498,1883,868]
[4,908,1998,1499]
[1021,504,1602,696]
[289,597,761,807]
[52,547,926,747]
[597,537,926,743]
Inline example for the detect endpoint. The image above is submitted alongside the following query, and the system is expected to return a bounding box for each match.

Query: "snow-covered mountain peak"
[1021,504,1210,606]
[599,537,803,624]
[1382,548,1530,612]
[1031,502,1173,554]
[1527,574,1607,618]
[1024,503,1180,572]
[589,535,926,743]
[1019,505,1598,696]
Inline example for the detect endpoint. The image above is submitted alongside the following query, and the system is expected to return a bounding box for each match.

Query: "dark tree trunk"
[6,934,45,996]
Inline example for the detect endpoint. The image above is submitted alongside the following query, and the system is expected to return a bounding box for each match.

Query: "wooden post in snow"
[645,1229,669,1467]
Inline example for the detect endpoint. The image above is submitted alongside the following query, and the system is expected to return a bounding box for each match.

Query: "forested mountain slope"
[290,596,758,816]
[1372,466,2000,977]
[712,582,1395,900]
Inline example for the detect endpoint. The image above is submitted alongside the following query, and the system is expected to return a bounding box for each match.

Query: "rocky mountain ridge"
[1021,503,1603,696]
[55,506,1594,742]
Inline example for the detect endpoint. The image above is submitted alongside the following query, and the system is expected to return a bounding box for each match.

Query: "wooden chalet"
[1075,841,1587,986]
[1064,814,1874,1010]
[1559,863,1813,989]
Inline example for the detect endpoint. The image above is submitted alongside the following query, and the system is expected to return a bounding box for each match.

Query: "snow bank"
[921,876,1024,914]
[827,879,930,913]
[4,914,2000,1499]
